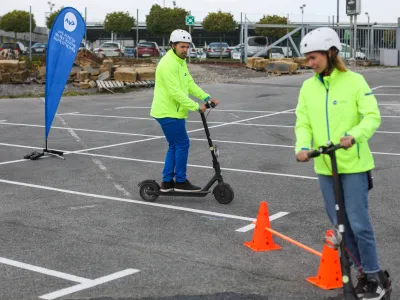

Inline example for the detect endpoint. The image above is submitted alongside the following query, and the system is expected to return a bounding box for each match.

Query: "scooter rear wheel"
[213,183,234,204]
[139,180,160,202]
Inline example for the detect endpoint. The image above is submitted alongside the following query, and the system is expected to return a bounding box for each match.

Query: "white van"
[246,36,269,57]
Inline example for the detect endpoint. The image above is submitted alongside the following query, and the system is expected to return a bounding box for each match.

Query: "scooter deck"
[157,190,211,197]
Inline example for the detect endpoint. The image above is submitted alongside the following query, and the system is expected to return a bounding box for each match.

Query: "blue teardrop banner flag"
[45,7,85,140]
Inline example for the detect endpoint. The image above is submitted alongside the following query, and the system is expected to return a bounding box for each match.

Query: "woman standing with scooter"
[294,27,391,300]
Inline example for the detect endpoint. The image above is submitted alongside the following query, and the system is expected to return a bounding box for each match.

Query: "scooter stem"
[329,150,358,299]
[200,111,219,164]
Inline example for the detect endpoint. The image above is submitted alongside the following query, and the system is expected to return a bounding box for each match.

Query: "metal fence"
[303,25,397,60]
[242,22,397,61]
[0,28,48,45]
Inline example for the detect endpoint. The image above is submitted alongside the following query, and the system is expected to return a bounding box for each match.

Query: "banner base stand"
[23,149,65,161]
[43,148,65,160]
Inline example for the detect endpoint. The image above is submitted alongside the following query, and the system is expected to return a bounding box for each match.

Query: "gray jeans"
[317,172,380,274]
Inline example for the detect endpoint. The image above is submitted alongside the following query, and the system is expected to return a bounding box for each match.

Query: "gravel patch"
[1,63,399,98]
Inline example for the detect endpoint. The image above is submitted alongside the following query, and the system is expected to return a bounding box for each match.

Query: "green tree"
[0,10,36,39]
[45,8,62,30]
[104,11,135,36]
[255,15,289,38]
[202,11,237,59]
[146,4,190,48]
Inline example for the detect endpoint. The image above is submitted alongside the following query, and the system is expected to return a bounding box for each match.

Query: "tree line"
[0,5,290,42]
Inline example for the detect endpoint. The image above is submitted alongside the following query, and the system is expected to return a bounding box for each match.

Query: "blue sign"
[45,7,85,139]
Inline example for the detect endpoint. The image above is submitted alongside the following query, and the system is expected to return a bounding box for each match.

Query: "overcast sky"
[1,0,399,27]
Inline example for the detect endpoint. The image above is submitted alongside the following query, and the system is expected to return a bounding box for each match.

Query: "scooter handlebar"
[306,139,356,159]
[307,150,321,158]
[205,100,216,109]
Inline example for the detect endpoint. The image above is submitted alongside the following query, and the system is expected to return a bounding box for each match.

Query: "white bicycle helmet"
[170,29,192,43]
[300,27,342,55]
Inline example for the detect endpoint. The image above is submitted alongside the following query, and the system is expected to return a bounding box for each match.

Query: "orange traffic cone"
[244,201,281,252]
[306,243,343,290]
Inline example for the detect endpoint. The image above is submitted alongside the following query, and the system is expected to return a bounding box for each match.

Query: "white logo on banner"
[64,12,77,32]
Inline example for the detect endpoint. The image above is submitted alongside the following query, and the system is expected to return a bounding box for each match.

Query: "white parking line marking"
[75,152,318,180]
[60,113,225,124]
[69,137,160,154]
[0,257,90,283]
[378,103,400,106]
[0,178,257,222]
[39,269,140,300]
[59,109,296,130]
[69,205,97,210]
[235,212,290,232]
[0,158,29,165]
[57,112,80,115]
[115,106,294,114]
[0,122,160,138]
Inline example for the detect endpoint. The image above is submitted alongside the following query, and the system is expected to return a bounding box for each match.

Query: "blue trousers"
[317,172,380,274]
[156,118,189,183]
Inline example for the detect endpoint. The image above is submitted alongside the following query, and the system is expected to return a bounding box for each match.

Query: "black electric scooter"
[306,140,392,300]
[138,101,234,204]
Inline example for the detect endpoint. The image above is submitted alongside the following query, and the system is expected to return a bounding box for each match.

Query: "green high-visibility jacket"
[150,49,210,119]
[295,68,381,175]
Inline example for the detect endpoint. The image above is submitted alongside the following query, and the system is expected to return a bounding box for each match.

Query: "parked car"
[98,41,124,57]
[124,47,135,58]
[206,42,231,58]
[268,47,285,58]
[246,36,270,57]
[339,43,366,60]
[189,42,198,58]
[0,42,27,55]
[31,43,47,54]
[79,42,87,51]
[229,45,243,60]
[136,42,160,57]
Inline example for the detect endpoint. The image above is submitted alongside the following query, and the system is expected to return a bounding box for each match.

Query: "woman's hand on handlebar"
[210,98,219,107]
[296,150,310,162]
[340,135,355,149]
[203,98,220,111]
[199,104,207,113]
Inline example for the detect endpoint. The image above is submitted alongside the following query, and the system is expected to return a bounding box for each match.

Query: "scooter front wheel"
[213,183,234,204]
[139,180,160,202]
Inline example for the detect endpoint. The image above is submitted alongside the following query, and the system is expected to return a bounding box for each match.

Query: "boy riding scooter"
[150,29,219,192]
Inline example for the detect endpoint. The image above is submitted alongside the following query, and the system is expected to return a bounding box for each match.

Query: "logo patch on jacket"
[333,99,349,105]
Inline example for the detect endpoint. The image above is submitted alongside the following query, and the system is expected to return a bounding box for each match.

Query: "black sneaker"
[160,180,174,192]
[355,273,368,299]
[363,271,389,300]
[174,180,201,192]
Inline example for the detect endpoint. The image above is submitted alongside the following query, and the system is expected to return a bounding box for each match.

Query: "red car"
[136,42,160,57]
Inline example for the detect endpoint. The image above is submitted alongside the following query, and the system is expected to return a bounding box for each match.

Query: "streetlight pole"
[47,1,55,13]
[337,0,339,25]
[300,4,306,38]
[365,12,370,59]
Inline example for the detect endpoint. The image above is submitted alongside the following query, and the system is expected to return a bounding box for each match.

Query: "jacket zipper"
[176,103,180,112]
[325,88,331,141]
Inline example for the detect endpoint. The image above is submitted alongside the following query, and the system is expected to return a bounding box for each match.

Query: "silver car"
[98,42,124,57]
[206,42,231,58]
